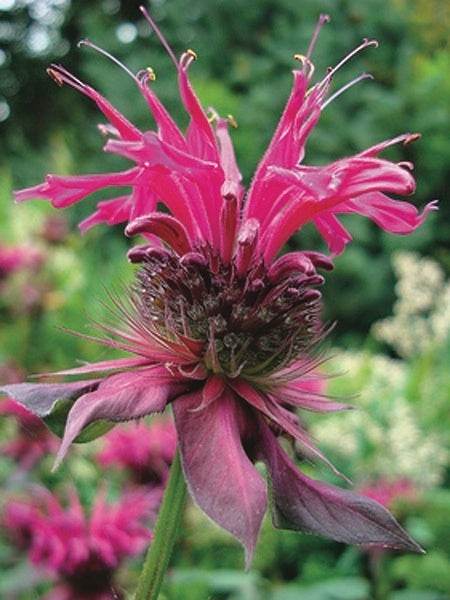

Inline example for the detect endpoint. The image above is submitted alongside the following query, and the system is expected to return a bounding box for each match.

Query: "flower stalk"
[135,447,187,600]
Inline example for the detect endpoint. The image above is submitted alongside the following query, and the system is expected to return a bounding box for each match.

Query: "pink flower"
[0,244,43,278]
[3,486,156,599]
[359,478,418,509]
[0,397,60,469]
[2,12,429,566]
[97,417,177,485]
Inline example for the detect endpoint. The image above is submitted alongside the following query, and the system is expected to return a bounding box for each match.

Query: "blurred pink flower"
[97,417,177,485]
[0,398,59,469]
[2,12,430,566]
[359,478,418,509]
[41,215,70,244]
[3,486,157,599]
[0,244,43,278]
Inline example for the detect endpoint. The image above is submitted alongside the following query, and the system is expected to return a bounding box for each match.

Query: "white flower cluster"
[311,351,448,488]
[371,251,450,358]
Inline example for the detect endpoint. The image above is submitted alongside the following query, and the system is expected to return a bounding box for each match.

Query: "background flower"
[2,485,157,599]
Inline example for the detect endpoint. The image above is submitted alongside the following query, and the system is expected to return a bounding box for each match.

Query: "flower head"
[0,244,43,279]
[2,12,430,566]
[3,486,156,599]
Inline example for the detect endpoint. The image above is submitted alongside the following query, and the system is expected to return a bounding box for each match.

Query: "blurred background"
[0,1,449,599]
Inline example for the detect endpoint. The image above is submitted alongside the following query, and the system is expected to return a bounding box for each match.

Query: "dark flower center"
[133,247,324,378]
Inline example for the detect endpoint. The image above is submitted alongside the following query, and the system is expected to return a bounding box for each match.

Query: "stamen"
[139,5,179,68]
[47,68,64,87]
[78,39,137,81]
[207,107,218,123]
[47,64,87,92]
[294,54,315,79]
[146,67,157,81]
[403,133,421,146]
[321,38,379,88]
[187,48,198,60]
[321,72,373,110]
[306,14,331,61]
[227,114,238,128]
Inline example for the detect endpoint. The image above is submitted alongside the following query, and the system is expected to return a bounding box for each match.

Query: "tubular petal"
[126,213,193,255]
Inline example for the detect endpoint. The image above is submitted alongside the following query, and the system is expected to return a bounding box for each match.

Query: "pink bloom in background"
[3,486,157,599]
[360,478,418,510]
[41,215,70,244]
[1,11,432,566]
[97,417,177,485]
[0,397,59,469]
[0,244,43,278]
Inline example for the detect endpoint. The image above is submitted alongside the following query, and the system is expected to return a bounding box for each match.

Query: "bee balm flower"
[3,486,156,599]
[2,11,431,566]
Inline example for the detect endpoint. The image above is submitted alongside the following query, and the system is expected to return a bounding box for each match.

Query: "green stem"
[134,447,187,600]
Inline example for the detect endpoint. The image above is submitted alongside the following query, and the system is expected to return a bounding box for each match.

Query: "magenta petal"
[259,418,424,553]
[340,193,438,234]
[173,388,267,568]
[55,371,184,467]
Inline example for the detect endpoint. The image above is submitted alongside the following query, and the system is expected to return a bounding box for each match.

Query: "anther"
[403,133,421,146]
[187,49,198,60]
[227,114,238,128]
[47,68,64,87]
[146,67,157,81]
[294,53,307,64]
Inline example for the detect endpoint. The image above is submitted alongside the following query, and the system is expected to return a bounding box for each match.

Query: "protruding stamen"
[321,38,379,88]
[227,114,238,128]
[179,50,197,71]
[139,5,179,68]
[321,72,373,110]
[47,64,87,93]
[146,67,157,81]
[187,48,198,60]
[47,68,64,87]
[294,54,315,79]
[306,14,331,61]
[403,133,421,146]
[78,38,137,81]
